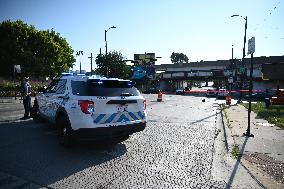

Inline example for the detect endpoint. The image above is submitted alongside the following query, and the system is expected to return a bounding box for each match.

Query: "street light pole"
[105,26,116,77]
[231,15,247,103]
[239,16,248,103]
[230,45,234,95]
[232,45,234,60]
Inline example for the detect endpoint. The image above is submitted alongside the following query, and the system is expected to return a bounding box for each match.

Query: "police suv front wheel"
[57,116,73,147]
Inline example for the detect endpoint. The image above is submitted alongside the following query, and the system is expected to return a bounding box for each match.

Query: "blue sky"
[1,0,283,71]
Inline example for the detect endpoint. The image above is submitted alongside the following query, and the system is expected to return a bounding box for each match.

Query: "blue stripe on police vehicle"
[92,111,145,124]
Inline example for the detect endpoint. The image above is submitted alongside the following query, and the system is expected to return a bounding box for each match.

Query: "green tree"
[0,20,75,78]
[95,51,131,79]
[170,52,189,64]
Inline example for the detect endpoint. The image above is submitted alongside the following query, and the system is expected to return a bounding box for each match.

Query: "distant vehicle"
[244,92,267,101]
[176,88,184,95]
[216,89,229,99]
[31,75,147,146]
[206,89,217,97]
[143,88,158,94]
[265,89,284,108]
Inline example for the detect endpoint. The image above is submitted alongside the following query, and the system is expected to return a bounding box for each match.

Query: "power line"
[253,1,281,32]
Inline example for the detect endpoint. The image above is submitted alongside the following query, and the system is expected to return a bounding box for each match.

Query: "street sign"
[247,37,255,55]
[14,65,21,73]
[240,65,246,74]
[76,51,83,56]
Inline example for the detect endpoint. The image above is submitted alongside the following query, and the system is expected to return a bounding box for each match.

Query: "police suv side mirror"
[38,86,47,93]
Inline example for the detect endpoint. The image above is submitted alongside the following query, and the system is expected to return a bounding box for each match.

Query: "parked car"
[244,92,267,101]
[31,74,147,146]
[216,89,229,99]
[205,89,217,97]
[265,89,284,108]
[143,87,159,94]
[176,88,184,95]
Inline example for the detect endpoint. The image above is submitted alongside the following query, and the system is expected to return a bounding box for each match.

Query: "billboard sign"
[132,53,156,79]
[132,66,145,79]
[262,63,284,80]
[134,53,155,65]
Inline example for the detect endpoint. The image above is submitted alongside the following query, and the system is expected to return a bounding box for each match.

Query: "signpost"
[244,37,255,137]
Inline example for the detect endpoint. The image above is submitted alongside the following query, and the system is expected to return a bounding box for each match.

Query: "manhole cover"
[243,153,284,184]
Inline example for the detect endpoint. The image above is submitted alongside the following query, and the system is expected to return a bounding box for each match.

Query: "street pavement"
[0,94,276,188]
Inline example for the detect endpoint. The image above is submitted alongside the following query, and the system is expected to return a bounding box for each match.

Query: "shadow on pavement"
[0,120,127,187]
[190,112,220,125]
[225,136,248,188]
[220,107,229,152]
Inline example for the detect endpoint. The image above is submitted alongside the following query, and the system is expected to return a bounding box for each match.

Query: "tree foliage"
[95,51,131,79]
[0,20,75,78]
[170,52,189,64]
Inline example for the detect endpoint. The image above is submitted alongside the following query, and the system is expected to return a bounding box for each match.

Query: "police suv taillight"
[143,98,146,110]
[78,100,94,114]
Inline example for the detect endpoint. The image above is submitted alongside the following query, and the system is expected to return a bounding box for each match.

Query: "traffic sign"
[247,37,255,55]
[240,65,246,74]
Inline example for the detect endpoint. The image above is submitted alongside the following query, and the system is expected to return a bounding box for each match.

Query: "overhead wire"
[253,1,282,40]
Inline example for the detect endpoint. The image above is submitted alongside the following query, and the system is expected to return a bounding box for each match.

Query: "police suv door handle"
[58,95,69,100]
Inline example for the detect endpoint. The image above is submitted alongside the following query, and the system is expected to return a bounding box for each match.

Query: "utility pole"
[105,30,108,77]
[244,36,255,137]
[231,15,247,103]
[245,52,254,137]
[230,45,234,94]
[76,50,83,74]
[232,45,234,59]
[88,53,93,75]
[104,26,116,77]
[238,16,248,103]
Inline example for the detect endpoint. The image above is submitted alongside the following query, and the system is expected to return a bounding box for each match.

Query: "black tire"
[31,100,43,122]
[57,115,73,147]
[114,135,130,144]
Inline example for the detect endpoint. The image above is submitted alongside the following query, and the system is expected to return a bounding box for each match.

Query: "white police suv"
[32,74,147,146]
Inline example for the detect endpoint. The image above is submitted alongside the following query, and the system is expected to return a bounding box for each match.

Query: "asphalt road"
[0,94,226,189]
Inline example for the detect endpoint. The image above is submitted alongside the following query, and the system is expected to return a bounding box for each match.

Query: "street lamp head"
[111,26,116,29]
[231,14,247,20]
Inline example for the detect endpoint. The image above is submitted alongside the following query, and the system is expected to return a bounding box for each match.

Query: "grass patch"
[221,104,232,128]
[231,144,241,159]
[242,102,284,129]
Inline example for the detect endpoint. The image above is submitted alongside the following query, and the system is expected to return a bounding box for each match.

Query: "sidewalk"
[223,102,284,188]
[0,97,23,103]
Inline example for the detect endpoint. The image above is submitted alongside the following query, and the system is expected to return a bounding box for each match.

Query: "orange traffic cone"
[157,90,163,102]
